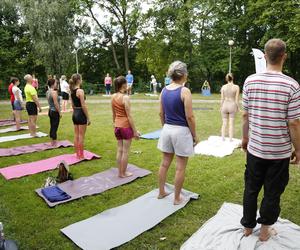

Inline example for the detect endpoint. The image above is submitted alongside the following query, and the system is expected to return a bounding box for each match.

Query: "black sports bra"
[71,88,85,107]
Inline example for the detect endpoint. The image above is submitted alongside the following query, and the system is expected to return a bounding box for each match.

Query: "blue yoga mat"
[140,129,162,139]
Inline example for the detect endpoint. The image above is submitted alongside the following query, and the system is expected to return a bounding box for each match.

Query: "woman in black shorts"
[69,74,91,159]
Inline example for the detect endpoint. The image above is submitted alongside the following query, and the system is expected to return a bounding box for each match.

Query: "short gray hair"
[168,61,188,81]
[24,74,32,82]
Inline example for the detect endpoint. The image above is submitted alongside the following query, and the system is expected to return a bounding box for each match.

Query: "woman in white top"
[60,75,70,111]
[11,78,23,130]
[151,75,158,94]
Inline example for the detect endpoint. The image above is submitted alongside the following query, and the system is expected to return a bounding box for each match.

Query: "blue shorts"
[13,100,23,111]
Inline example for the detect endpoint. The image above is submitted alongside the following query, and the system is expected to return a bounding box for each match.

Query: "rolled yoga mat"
[36,164,151,207]
[140,129,162,139]
[181,202,300,250]
[0,150,100,180]
[0,125,39,134]
[0,119,27,127]
[194,136,241,157]
[0,132,47,144]
[0,140,73,157]
[61,183,199,250]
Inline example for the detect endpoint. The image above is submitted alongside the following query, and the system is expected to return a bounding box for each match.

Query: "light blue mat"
[61,184,199,250]
[140,129,162,139]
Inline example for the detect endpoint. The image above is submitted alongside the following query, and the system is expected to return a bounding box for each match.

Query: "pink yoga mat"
[0,150,100,180]
[0,119,27,127]
[0,140,73,157]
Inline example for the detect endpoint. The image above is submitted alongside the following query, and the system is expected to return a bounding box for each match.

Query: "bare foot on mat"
[259,225,277,241]
[244,227,253,236]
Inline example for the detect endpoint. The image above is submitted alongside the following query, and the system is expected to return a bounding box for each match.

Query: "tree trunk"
[123,25,129,71]
[110,36,120,70]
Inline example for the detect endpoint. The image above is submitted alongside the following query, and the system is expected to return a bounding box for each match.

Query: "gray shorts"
[157,124,194,157]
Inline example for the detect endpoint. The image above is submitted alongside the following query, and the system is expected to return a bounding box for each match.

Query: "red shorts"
[114,127,134,140]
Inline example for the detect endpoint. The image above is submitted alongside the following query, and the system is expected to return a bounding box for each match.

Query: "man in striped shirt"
[241,38,300,241]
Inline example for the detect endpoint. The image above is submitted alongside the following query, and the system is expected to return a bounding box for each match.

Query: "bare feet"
[118,172,133,178]
[244,227,253,236]
[259,225,277,241]
[174,196,185,205]
[157,192,170,199]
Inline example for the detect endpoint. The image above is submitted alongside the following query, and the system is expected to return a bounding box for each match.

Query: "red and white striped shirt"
[243,72,300,159]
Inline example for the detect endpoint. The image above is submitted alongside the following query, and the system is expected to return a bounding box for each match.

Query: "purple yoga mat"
[0,119,27,127]
[0,140,73,157]
[36,164,151,207]
[0,150,100,180]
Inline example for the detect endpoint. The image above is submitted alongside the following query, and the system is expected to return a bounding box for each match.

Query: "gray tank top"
[47,90,61,112]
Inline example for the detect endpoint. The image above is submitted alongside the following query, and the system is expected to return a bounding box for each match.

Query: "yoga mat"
[0,119,27,127]
[140,129,162,139]
[194,136,241,157]
[0,132,47,144]
[0,150,100,180]
[61,184,199,250]
[36,164,151,207]
[181,202,300,250]
[0,140,73,157]
[0,126,39,134]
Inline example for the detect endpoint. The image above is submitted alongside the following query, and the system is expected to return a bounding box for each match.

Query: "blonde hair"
[69,73,82,90]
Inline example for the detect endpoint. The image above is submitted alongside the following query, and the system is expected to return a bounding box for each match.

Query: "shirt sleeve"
[30,86,37,97]
[242,81,248,112]
[287,84,300,120]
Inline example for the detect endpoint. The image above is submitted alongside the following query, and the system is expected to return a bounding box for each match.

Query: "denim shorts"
[14,100,23,111]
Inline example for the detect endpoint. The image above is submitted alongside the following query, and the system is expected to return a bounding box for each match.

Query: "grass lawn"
[0,96,299,250]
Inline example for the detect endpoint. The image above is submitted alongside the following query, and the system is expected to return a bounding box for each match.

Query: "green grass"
[0,96,299,250]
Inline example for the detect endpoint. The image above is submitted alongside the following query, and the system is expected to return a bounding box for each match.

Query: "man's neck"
[266,64,283,73]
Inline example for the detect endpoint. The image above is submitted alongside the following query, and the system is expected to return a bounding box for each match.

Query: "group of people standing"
[103,70,134,96]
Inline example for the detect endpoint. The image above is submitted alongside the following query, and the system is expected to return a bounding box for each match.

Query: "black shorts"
[62,92,69,100]
[72,108,87,125]
[26,102,38,116]
[11,101,15,110]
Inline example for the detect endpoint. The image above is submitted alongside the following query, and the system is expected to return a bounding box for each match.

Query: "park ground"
[0,94,300,249]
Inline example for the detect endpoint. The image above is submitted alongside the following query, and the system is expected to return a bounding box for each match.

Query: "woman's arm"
[220,86,224,109]
[124,95,138,137]
[52,91,61,115]
[235,85,240,110]
[77,89,90,125]
[159,92,165,126]
[111,98,116,126]
[182,87,198,144]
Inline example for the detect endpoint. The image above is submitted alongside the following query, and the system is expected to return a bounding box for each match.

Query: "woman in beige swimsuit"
[220,73,240,141]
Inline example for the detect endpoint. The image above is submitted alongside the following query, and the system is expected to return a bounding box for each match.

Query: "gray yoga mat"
[181,202,300,250]
[0,132,47,143]
[36,164,151,207]
[61,184,199,250]
[0,125,39,134]
[0,119,27,127]
[0,140,73,157]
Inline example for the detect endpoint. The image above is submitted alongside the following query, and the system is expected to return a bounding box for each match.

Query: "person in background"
[220,73,240,141]
[46,79,61,146]
[60,75,70,111]
[157,61,198,205]
[104,73,113,95]
[111,76,140,178]
[151,75,158,94]
[241,38,300,241]
[8,78,15,121]
[32,74,39,89]
[164,72,171,86]
[125,70,134,95]
[11,78,23,130]
[24,74,42,137]
[69,74,90,159]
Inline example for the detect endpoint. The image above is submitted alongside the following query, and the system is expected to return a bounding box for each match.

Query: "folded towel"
[41,186,71,202]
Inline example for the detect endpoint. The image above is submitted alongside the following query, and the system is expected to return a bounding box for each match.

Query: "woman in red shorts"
[111,76,140,178]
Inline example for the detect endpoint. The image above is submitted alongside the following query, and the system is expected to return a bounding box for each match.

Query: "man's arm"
[242,111,249,151]
[288,119,300,164]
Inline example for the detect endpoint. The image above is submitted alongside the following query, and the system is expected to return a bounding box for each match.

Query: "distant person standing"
[151,75,158,94]
[8,78,15,120]
[164,73,171,86]
[241,39,300,241]
[47,79,61,146]
[104,73,113,95]
[60,75,70,111]
[32,74,39,89]
[11,78,23,130]
[126,70,134,95]
[24,74,42,137]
